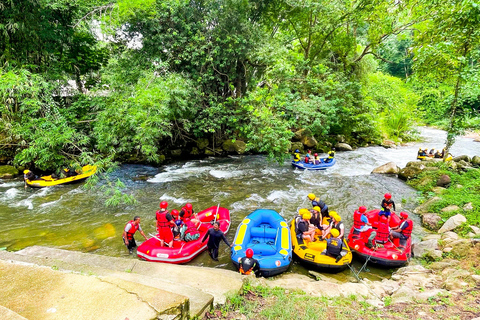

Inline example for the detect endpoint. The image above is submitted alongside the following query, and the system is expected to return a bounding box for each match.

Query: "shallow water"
[1,127,479,280]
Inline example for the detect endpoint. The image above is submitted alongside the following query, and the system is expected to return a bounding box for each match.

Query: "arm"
[392,201,396,211]
[222,233,232,247]
[202,229,210,242]
[122,230,129,245]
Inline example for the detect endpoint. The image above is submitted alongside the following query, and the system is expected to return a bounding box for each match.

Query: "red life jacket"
[353,210,366,230]
[181,206,193,219]
[375,222,389,243]
[401,220,413,237]
[125,221,139,240]
[156,210,170,228]
[184,220,200,236]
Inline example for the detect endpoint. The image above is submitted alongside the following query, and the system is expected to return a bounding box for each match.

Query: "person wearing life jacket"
[390,212,413,247]
[379,193,395,224]
[293,149,301,162]
[23,169,38,188]
[297,211,315,242]
[322,228,343,260]
[325,148,335,163]
[313,153,321,165]
[238,248,260,276]
[305,150,312,163]
[371,215,390,248]
[156,201,175,247]
[434,150,442,158]
[180,218,201,242]
[122,216,148,254]
[324,212,344,239]
[352,206,372,237]
[307,193,329,216]
[309,206,323,234]
[180,203,199,226]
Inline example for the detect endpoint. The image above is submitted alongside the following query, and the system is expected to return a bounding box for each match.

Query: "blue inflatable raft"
[231,209,292,277]
[292,158,336,170]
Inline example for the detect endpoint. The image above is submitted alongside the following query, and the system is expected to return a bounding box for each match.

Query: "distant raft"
[231,209,292,277]
[291,158,336,170]
[25,165,97,188]
[347,209,412,268]
[137,206,231,264]
[290,217,352,272]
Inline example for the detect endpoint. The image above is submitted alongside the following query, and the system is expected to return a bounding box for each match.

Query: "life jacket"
[327,237,342,256]
[296,219,308,239]
[328,151,335,159]
[294,153,301,162]
[332,221,344,235]
[353,210,366,230]
[239,257,257,275]
[304,156,310,163]
[181,206,193,219]
[375,222,389,243]
[156,210,170,228]
[184,220,200,237]
[125,221,139,240]
[401,220,413,237]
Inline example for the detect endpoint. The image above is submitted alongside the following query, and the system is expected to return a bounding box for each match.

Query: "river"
[1,127,479,280]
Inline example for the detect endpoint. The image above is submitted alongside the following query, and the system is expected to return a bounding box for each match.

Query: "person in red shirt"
[156,201,175,247]
[122,216,148,254]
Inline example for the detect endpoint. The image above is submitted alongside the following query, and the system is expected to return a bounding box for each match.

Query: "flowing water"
[1,127,479,280]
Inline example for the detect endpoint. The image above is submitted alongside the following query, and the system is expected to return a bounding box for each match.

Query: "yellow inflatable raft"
[290,218,352,272]
[25,165,97,188]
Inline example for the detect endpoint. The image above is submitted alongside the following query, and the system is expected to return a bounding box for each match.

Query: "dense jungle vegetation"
[1,0,480,172]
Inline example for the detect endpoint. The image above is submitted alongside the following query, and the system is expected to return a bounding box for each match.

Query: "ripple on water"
[209,170,243,179]
[148,164,211,183]
[158,193,191,205]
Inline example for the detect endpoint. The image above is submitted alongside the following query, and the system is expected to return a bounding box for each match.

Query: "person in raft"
[179,218,201,242]
[307,193,329,216]
[309,206,323,234]
[293,149,301,162]
[238,248,261,276]
[179,203,200,226]
[366,215,390,249]
[202,221,232,261]
[304,150,313,163]
[325,147,335,163]
[156,201,175,247]
[324,211,345,239]
[379,193,395,224]
[322,228,343,262]
[123,216,148,254]
[297,211,316,242]
[352,206,372,237]
[390,211,413,248]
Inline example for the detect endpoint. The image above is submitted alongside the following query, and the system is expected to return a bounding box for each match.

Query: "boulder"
[453,155,471,162]
[422,234,441,241]
[449,240,472,258]
[222,139,247,154]
[440,205,460,213]
[290,142,304,153]
[390,286,415,304]
[438,214,467,233]
[471,156,480,167]
[414,196,441,214]
[424,250,443,261]
[0,165,19,179]
[293,128,308,141]
[412,239,439,257]
[441,231,459,241]
[371,162,400,174]
[190,147,200,155]
[417,176,435,187]
[381,140,396,148]
[335,143,353,151]
[457,160,472,170]
[429,259,460,270]
[422,213,442,230]
[398,166,423,181]
[436,174,451,187]
[406,161,426,168]
[463,202,474,211]
[470,225,480,235]
[170,149,182,157]
[431,187,446,194]
[471,275,480,284]
[196,138,209,150]
[301,136,318,148]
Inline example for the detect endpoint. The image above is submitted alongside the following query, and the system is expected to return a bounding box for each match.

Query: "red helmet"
[246,248,254,258]
[159,201,168,209]
[379,215,388,223]
[359,206,367,213]
[384,193,392,200]
[400,212,408,219]
[185,203,193,210]
[171,209,179,217]
[314,153,318,156]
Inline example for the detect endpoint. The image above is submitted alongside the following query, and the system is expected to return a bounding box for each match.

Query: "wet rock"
[0,165,19,179]
[381,140,396,148]
[371,162,400,174]
[453,155,471,162]
[440,205,460,213]
[335,143,353,151]
[438,214,466,233]
[222,139,247,154]
[398,166,422,181]
[170,149,182,157]
[436,174,451,187]
[414,196,441,214]
[457,160,472,170]
[293,128,308,141]
[471,155,480,167]
[412,239,439,257]
[422,213,442,230]
[429,259,460,270]
[405,161,426,168]
[463,202,474,211]
[196,138,209,150]
[301,136,317,148]
[290,142,303,153]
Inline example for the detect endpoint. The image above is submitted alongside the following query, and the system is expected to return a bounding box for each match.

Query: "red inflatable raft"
[347,209,412,268]
[137,206,231,264]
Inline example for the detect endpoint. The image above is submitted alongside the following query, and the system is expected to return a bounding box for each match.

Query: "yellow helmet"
[299,208,310,217]
[23,170,30,174]
[313,206,320,212]
[307,193,316,200]
[330,229,340,237]
[303,212,312,220]
[329,210,337,216]
[334,215,342,222]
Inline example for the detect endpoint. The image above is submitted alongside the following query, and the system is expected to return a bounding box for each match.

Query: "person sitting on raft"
[156,201,175,247]
[366,216,390,249]
[325,148,335,163]
[180,203,200,226]
[352,206,372,237]
[428,149,435,157]
[309,206,323,234]
[238,248,261,276]
[417,148,426,158]
[322,228,343,262]
[179,218,201,242]
[313,153,321,165]
[304,150,313,163]
[323,212,344,239]
[297,211,316,242]
[379,193,395,224]
[390,211,413,248]
[434,150,442,158]
[293,149,301,162]
[123,216,148,254]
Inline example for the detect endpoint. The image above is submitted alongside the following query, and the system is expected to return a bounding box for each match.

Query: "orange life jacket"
[375,222,389,243]
[156,210,170,228]
[125,221,139,240]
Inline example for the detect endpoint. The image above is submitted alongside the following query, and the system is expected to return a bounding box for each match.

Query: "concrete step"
[5,246,243,317]
[0,259,185,320]
[0,305,28,320]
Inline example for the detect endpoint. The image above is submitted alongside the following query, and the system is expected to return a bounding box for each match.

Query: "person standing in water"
[202,221,232,261]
